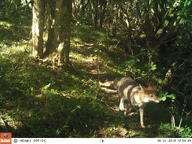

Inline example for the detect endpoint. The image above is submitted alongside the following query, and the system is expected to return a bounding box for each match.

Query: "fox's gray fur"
[117,77,159,128]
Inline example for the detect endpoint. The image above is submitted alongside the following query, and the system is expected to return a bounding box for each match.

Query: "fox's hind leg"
[119,97,126,111]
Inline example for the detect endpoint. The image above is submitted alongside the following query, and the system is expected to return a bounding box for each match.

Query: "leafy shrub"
[158,124,180,137]
[178,127,192,138]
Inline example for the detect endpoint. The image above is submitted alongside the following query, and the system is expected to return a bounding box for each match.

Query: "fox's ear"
[147,84,156,90]
[147,82,156,90]
[139,84,144,91]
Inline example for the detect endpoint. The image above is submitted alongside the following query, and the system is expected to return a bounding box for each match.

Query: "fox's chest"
[131,94,143,107]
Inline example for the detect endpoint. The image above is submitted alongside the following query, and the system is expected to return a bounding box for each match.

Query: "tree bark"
[44,0,57,57]
[32,0,45,58]
[57,0,72,65]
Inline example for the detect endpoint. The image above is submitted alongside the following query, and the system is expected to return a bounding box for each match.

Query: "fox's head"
[138,84,160,103]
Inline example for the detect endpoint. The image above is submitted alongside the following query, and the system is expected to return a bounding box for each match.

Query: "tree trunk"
[32,0,45,58]
[44,1,57,57]
[99,1,107,28]
[93,1,99,28]
[57,0,72,65]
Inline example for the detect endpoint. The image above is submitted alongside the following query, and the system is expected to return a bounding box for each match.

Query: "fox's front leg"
[139,107,145,128]
[119,97,126,111]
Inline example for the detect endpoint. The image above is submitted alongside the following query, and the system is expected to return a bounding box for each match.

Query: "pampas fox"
[117,77,159,128]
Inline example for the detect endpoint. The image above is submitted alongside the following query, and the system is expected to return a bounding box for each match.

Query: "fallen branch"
[100,87,117,94]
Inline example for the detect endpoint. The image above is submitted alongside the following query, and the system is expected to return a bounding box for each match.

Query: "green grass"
[0,17,188,138]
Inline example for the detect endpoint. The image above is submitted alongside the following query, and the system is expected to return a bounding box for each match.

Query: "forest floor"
[0,20,179,137]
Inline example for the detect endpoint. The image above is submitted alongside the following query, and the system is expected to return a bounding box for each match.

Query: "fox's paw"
[119,106,126,111]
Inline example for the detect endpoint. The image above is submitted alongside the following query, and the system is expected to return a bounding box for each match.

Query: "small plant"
[178,126,192,138]
[158,123,180,137]
[159,92,176,102]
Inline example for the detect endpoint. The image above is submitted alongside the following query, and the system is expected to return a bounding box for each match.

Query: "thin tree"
[32,0,45,58]
[56,0,72,65]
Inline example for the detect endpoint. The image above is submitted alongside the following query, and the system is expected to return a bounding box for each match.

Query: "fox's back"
[117,77,159,107]
[117,77,141,103]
